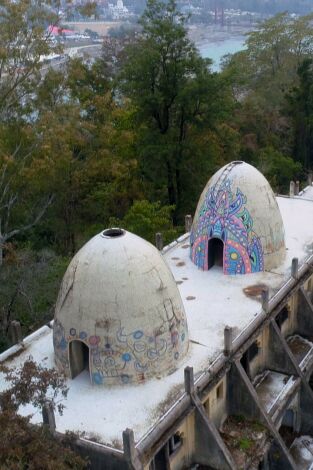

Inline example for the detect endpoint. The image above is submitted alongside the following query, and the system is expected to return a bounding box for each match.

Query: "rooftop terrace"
[1,192,313,449]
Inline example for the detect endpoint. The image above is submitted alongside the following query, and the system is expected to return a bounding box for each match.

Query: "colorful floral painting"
[190,178,264,275]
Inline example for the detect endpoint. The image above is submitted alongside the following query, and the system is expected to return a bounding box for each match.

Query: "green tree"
[224,13,313,105]
[0,0,61,121]
[110,200,180,244]
[119,0,231,222]
[287,59,313,170]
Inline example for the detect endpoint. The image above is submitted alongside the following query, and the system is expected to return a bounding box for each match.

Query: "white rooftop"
[1,194,313,448]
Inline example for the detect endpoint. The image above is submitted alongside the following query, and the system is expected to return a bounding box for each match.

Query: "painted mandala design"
[190,178,264,275]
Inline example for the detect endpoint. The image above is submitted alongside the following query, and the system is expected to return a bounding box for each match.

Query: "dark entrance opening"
[69,340,89,379]
[309,372,313,391]
[150,444,168,470]
[208,238,224,270]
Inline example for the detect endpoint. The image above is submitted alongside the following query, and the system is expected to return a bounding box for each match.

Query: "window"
[249,341,259,361]
[216,382,223,400]
[276,307,289,330]
[169,432,183,456]
[241,340,259,376]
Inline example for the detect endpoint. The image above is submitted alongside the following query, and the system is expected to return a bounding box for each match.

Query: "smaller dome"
[190,161,285,274]
[53,230,189,386]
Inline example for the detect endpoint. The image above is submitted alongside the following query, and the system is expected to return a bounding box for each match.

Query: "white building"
[1,161,313,469]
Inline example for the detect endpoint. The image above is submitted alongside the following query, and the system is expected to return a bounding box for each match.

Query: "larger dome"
[190,161,285,274]
[53,229,189,386]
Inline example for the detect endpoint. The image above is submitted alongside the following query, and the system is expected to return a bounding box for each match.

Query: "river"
[198,36,246,71]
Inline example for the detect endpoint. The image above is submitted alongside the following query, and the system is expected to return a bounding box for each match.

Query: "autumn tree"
[0,360,87,469]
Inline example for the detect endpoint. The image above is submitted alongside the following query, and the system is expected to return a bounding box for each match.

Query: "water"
[198,37,246,71]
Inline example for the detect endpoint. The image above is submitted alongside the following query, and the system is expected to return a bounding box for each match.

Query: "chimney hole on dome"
[102,228,125,238]
[69,340,90,379]
[208,238,224,270]
[233,160,244,165]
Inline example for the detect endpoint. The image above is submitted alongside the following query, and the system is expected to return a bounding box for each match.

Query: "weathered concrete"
[296,287,313,338]
[235,360,297,470]
[191,161,286,273]
[53,230,189,386]
[42,401,56,431]
[155,232,164,251]
[184,215,193,233]
[123,429,143,470]
[9,320,22,344]
[185,367,235,470]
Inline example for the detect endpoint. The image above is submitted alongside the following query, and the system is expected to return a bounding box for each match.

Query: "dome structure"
[190,161,285,275]
[53,229,189,386]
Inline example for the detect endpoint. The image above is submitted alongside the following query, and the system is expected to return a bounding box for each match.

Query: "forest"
[0,0,313,356]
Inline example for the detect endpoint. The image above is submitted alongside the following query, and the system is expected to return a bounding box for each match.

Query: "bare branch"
[2,194,55,243]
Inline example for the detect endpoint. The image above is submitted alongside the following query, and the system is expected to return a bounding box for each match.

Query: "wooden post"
[42,401,56,431]
[291,258,299,280]
[123,428,142,469]
[295,181,300,195]
[9,320,23,344]
[185,214,193,233]
[155,232,163,251]
[224,326,232,356]
[289,181,295,197]
[184,366,194,395]
[308,171,313,186]
[261,287,269,314]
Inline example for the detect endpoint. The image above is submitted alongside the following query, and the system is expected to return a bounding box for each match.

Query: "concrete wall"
[169,412,195,470]
[204,377,228,428]
[69,272,313,470]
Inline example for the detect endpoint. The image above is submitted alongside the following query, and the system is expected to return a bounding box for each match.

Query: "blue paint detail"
[93,372,103,385]
[79,331,87,340]
[133,330,144,339]
[181,332,185,341]
[174,352,179,360]
[121,374,130,384]
[122,353,132,362]
[59,338,67,350]
[70,328,76,336]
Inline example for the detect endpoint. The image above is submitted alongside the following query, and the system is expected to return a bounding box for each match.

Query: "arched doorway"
[208,238,224,270]
[69,340,90,379]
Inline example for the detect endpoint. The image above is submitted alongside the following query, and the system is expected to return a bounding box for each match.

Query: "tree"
[119,0,231,222]
[0,249,68,352]
[287,59,313,170]
[110,200,180,244]
[0,360,87,469]
[0,129,55,265]
[0,0,64,263]
[224,13,313,105]
[0,0,61,121]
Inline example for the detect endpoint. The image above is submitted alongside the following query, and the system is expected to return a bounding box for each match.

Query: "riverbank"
[188,23,253,47]
[188,24,254,70]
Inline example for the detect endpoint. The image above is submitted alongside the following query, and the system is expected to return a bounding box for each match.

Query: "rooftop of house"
[1,189,313,450]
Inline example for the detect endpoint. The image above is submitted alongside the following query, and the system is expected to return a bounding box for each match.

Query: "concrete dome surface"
[53,229,189,386]
[190,161,285,274]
